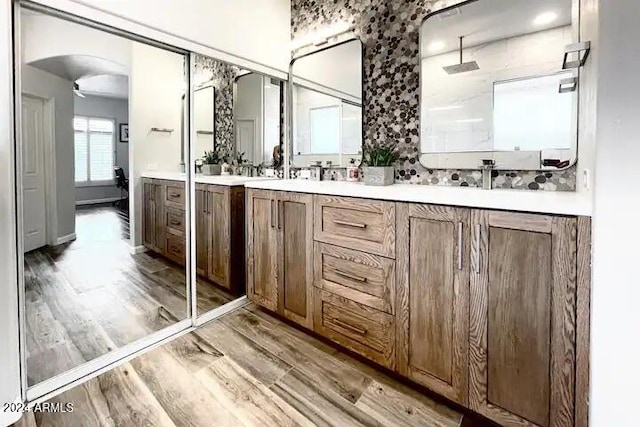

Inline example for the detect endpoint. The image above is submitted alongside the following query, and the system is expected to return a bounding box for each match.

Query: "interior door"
[397,203,470,406]
[278,191,313,328]
[246,189,278,311]
[469,210,577,427]
[236,119,255,163]
[21,94,47,252]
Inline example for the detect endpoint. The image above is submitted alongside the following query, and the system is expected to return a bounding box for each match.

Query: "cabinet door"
[397,203,470,405]
[195,184,209,277]
[469,211,576,427]
[142,180,157,250]
[208,185,231,289]
[278,192,314,328]
[154,183,166,254]
[246,189,279,311]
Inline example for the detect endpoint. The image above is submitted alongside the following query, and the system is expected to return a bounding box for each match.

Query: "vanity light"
[456,118,483,123]
[533,11,558,26]
[290,23,353,51]
[427,40,446,53]
[429,104,463,112]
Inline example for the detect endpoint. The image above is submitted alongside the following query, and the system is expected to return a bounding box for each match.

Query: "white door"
[236,119,255,164]
[22,95,47,252]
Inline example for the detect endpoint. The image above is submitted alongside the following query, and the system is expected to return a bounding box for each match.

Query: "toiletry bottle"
[346,158,360,182]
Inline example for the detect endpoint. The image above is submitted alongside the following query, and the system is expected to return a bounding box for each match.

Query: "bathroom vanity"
[245,179,591,427]
[141,172,271,294]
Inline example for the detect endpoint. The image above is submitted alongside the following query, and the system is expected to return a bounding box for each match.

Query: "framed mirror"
[191,54,284,321]
[419,0,581,170]
[290,38,363,168]
[17,4,191,390]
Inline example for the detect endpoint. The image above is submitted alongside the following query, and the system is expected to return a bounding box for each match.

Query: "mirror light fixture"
[290,23,353,51]
[533,11,558,26]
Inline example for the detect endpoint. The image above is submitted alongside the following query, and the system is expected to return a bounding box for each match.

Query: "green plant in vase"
[363,142,399,186]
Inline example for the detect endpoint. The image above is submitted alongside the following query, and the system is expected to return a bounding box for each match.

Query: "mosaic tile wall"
[194,54,240,158]
[290,0,577,191]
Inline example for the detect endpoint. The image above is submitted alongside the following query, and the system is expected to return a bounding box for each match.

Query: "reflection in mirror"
[420,0,579,170]
[19,7,189,386]
[192,54,283,319]
[291,39,363,167]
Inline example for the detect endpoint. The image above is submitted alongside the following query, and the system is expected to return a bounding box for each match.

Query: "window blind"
[74,116,115,183]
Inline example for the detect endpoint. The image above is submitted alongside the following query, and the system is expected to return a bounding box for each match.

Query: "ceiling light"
[533,11,558,26]
[427,41,445,53]
[456,118,483,124]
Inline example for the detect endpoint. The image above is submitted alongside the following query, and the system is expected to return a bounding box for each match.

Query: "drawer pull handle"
[334,269,368,283]
[333,220,367,229]
[333,319,367,335]
[170,220,181,226]
[169,192,180,199]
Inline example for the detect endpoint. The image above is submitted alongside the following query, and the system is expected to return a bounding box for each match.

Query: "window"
[74,116,115,183]
[309,105,341,154]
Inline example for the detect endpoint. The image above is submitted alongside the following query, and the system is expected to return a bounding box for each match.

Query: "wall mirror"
[290,38,363,168]
[191,54,284,320]
[18,4,190,390]
[420,0,582,170]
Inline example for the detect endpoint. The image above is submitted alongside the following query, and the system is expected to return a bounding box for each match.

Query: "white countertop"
[244,179,593,216]
[140,171,276,186]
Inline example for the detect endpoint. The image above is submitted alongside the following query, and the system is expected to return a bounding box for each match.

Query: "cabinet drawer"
[165,183,185,206]
[314,289,395,369]
[314,195,395,258]
[314,242,395,314]
[165,207,185,233]
[165,234,185,265]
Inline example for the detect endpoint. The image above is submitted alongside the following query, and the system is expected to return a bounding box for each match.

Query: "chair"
[114,166,129,211]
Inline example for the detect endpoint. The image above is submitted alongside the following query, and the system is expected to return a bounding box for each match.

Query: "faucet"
[479,159,495,190]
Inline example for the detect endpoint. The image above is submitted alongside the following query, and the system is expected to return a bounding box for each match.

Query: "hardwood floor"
[25,205,236,386]
[16,304,468,427]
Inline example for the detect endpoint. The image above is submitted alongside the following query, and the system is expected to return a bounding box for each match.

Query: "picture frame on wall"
[119,123,129,142]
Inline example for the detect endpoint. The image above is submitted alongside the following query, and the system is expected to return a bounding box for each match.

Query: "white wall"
[21,11,131,69]
[74,94,129,204]
[32,0,290,73]
[0,2,22,425]
[130,41,185,247]
[21,65,75,240]
[590,1,640,426]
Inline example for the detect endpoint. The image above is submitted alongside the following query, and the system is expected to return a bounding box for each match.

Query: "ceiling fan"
[73,82,85,98]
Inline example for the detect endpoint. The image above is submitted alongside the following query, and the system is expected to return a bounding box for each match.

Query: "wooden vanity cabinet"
[246,189,314,328]
[142,178,165,253]
[396,203,470,406]
[469,210,577,427]
[195,184,246,294]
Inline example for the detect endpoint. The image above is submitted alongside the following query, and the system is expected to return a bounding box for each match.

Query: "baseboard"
[76,197,121,206]
[130,245,148,255]
[55,233,76,246]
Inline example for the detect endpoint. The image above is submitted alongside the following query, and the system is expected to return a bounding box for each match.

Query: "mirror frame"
[287,35,365,169]
[417,0,581,171]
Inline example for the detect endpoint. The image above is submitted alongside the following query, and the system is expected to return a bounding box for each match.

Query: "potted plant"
[202,150,222,175]
[362,142,399,186]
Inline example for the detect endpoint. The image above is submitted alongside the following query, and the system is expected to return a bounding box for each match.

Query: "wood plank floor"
[25,205,236,386]
[16,304,467,427]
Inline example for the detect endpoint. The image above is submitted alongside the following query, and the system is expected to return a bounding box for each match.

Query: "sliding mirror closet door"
[191,54,284,319]
[18,5,191,389]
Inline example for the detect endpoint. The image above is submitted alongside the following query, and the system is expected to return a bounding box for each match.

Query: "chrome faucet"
[480,159,495,190]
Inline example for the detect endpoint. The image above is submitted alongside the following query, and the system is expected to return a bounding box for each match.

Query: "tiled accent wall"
[290,0,577,191]
[194,54,240,156]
